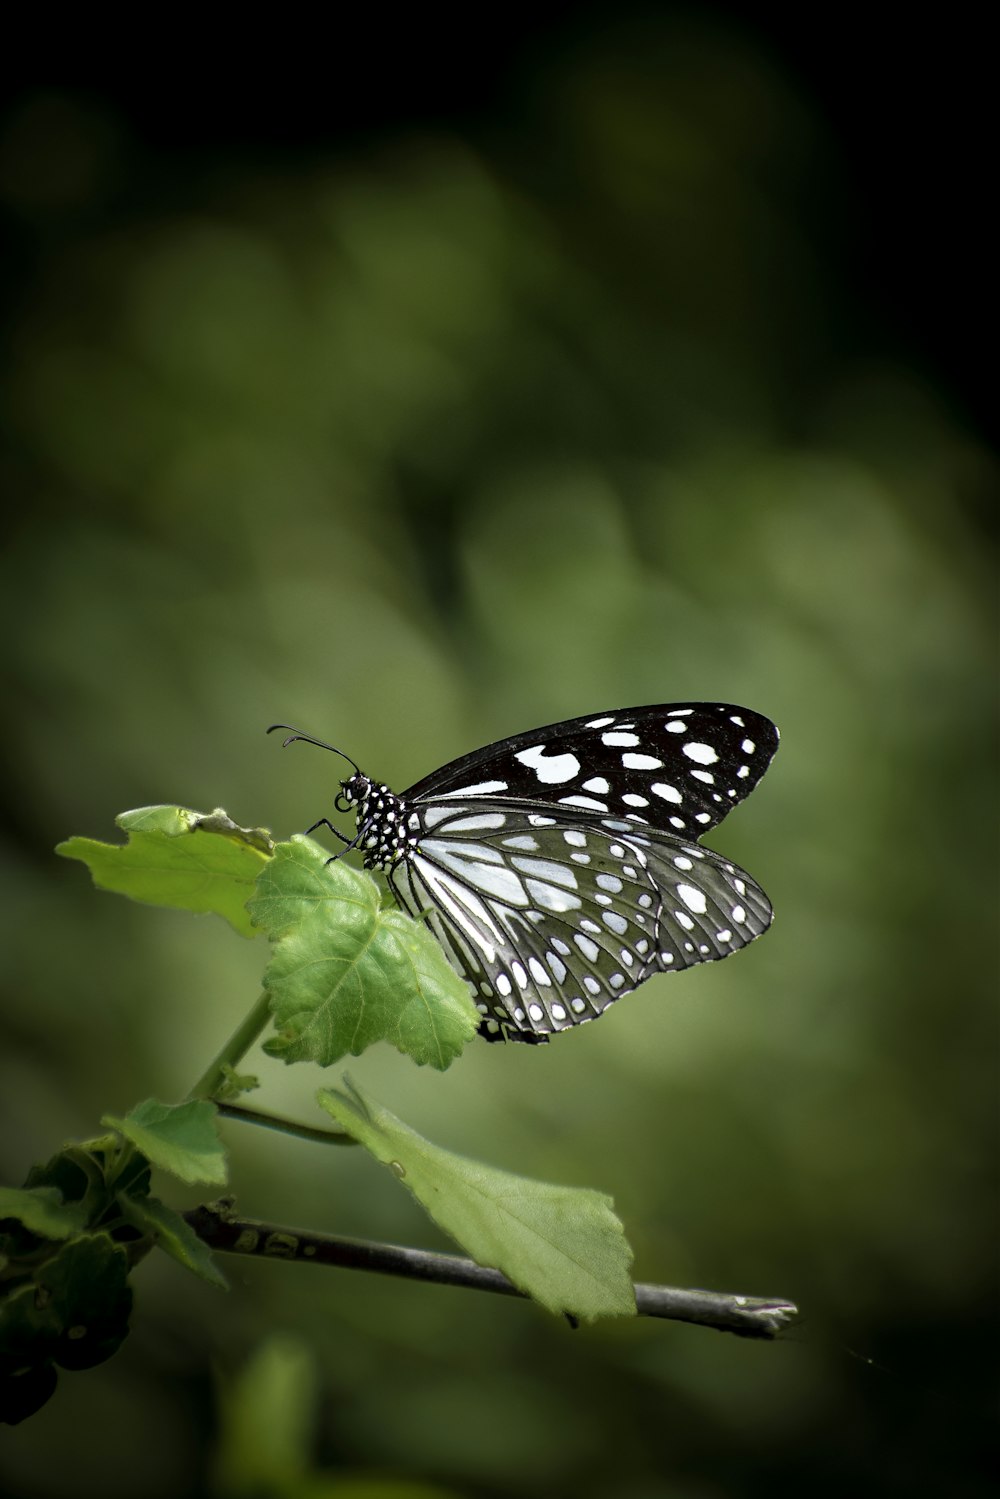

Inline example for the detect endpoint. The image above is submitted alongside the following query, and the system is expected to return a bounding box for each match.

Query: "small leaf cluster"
[58,806,480,1066]
[4,804,638,1422]
[1,1099,226,1423]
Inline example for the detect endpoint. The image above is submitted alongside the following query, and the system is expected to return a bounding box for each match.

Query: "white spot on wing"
[586,716,615,728]
[575,934,600,962]
[437,780,508,798]
[559,795,608,811]
[651,783,683,804]
[510,856,578,889]
[528,957,551,986]
[682,742,720,766]
[602,731,640,747]
[622,752,662,769]
[741,739,756,755]
[445,812,508,832]
[420,805,461,830]
[526,879,582,913]
[677,883,708,914]
[583,776,610,794]
[547,952,567,983]
[515,745,581,784]
[563,830,587,847]
[622,793,649,807]
[421,843,526,903]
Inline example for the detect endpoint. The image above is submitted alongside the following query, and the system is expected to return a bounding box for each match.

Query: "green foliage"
[1,1127,230,1422]
[216,1065,261,1102]
[212,1336,464,1499]
[117,1195,228,1289]
[249,838,479,1070]
[211,1335,316,1496]
[0,1186,89,1241]
[56,805,273,937]
[320,1079,636,1323]
[5,797,642,1426]
[58,809,478,1070]
[0,1169,134,1415]
[102,1098,228,1187]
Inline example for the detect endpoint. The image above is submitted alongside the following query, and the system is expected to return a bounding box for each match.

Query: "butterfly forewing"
[402,703,778,841]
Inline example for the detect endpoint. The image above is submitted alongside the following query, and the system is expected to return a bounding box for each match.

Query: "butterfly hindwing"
[387,800,772,1039]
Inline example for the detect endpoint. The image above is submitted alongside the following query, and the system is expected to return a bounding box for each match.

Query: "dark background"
[1,7,995,1497]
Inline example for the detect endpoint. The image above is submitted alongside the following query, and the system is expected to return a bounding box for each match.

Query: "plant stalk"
[186,991,273,1101]
[183,1203,800,1340]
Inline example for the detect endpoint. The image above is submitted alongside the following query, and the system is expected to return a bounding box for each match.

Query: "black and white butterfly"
[270,704,778,1043]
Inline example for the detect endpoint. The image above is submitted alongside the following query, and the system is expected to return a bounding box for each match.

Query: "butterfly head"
[337,773,413,869]
[336,771,371,811]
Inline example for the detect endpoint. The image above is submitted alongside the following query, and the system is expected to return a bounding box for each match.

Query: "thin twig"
[215,1101,357,1146]
[183,1203,799,1340]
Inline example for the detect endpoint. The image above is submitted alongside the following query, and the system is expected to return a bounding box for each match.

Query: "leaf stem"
[215,1101,357,1147]
[182,1204,800,1340]
[186,991,273,1102]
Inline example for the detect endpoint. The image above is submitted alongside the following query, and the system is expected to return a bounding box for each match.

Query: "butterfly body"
[290,703,778,1043]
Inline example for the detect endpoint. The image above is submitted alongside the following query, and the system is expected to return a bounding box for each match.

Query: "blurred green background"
[1,11,994,1498]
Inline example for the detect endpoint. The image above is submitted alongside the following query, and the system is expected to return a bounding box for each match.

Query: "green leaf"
[39,1233,133,1371]
[0,1234,132,1376]
[102,1098,227,1186]
[215,1064,261,1102]
[56,805,273,937]
[319,1080,636,1324]
[0,1186,89,1241]
[117,1194,228,1289]
[248,839,478,1070]
[212,1336,316,1494]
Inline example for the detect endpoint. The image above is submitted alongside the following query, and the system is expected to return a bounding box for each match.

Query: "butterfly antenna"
[266,724,361,776]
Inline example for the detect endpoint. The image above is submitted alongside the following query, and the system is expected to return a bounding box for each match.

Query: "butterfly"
[269,703,779,1042]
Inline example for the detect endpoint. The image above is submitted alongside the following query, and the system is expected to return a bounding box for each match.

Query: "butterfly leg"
[303,817,353,845]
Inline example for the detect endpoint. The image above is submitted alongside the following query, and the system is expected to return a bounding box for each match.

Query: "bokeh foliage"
[0,16,994,1499]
